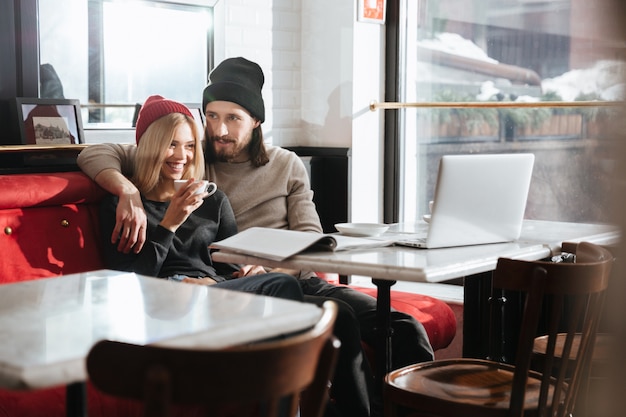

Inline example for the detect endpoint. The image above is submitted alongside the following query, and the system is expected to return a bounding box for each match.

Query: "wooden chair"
[383,241,613,417]
[530,242,615,417]
[87,301,340,417]
[531,242,613,373]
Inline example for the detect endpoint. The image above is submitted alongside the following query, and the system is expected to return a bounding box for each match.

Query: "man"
[77,57,434,417]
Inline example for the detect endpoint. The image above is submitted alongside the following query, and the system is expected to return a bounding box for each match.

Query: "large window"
[38,0,214,128]
[393,0,624,224]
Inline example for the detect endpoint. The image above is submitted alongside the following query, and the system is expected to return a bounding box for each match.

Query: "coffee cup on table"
[173,180,217,197]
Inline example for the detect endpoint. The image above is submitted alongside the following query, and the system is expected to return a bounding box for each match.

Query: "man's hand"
[113,189,147,253]
[94,168,147,254]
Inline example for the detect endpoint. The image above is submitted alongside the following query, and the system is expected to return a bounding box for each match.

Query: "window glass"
[397,0,624,224]
[38,0,213,127]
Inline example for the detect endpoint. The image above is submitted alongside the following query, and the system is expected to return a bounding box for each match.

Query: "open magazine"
[210,227,394,261]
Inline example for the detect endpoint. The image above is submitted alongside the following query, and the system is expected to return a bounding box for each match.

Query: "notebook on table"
[395,153,535,249]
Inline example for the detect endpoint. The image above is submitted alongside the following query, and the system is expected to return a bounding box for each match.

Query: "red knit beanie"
[135,95,194,144]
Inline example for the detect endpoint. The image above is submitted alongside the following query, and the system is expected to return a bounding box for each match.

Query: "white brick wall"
[216,0,384,222]
[217,0,302,145]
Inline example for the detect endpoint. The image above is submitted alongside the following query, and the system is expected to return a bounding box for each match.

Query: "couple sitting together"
[79,57,434,417]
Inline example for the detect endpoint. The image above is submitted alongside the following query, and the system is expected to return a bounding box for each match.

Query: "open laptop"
[395,153,535,249]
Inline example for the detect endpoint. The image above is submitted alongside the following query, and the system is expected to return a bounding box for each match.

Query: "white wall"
[215,0,385,222]
[300,0,353,149]
[214,0,303,145]
[350,16,386,222]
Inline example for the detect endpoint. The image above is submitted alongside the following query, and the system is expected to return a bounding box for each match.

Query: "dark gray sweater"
[99,189,238,280]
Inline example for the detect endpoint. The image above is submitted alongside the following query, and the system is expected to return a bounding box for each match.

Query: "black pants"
[301,276,434,417]
[303,295,373,417]
[215,272,304,301]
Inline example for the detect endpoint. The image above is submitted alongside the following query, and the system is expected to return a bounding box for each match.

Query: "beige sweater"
[77,143,323,234]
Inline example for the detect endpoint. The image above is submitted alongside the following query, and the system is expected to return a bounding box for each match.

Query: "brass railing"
[80,103,137,109]
[369,100,623,111]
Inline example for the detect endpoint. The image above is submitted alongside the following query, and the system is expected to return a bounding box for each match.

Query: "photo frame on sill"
[13,98,85,145]
[357,0,386,24]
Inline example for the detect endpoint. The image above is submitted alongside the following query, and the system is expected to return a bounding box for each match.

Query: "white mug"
[173,180,217,197]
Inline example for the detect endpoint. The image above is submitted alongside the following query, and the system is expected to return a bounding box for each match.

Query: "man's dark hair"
[204,124,269,167]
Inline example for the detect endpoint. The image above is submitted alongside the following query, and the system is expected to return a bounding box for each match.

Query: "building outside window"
[38,0,213,128]
[394,0,624,225]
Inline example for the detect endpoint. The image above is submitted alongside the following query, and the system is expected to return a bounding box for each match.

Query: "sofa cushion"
[0,171,105,210]
[0,384,208,417]
[352,286,456,351]
[318,273,456,351]
[0,172,106,283]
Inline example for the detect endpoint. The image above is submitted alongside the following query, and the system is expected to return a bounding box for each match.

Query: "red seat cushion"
[353,286,456,351]
[317,273,457,351]
[0,384,207,417]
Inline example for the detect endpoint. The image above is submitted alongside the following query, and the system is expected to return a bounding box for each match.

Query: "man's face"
[204,101,261,163]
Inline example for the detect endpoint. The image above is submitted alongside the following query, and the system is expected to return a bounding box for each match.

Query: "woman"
[99,95,302,301]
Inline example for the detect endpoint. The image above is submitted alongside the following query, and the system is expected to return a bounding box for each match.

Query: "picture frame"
[357,0,386,24]
[13,98,85,145]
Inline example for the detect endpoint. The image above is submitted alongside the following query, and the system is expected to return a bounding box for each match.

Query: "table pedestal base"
[372,278,396,417]
[66,382,87,417]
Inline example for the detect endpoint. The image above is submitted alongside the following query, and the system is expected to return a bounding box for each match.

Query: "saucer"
[334,223,390,237]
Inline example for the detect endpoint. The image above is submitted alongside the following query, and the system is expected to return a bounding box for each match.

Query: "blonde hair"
[133,113,205,194]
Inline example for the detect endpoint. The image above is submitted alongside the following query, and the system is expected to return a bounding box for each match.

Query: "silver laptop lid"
[426,153,535,248]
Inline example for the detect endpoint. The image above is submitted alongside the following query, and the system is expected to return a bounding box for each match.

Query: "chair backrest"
[87,300,340,417]
[492,241,613,417]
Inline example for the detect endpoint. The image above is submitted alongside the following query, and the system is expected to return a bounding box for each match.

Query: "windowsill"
[84,129,135,144]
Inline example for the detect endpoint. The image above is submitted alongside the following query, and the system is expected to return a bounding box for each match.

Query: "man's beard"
[207,135,241,162]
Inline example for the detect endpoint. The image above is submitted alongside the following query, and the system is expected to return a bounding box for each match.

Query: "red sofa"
[0,171,456,416]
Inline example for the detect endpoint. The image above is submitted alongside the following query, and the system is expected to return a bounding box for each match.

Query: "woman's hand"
[270,267,302,278]
[231,264,268,277]
[181,277,217,286]
[160,179,208,232]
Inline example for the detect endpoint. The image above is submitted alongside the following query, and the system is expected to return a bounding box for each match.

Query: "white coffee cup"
[173,180,217,197]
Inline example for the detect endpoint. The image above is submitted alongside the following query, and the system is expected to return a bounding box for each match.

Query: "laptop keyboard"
[395,237,427,248]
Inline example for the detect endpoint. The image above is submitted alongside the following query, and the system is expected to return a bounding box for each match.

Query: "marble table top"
[517,219,620,251]
[0,269,321,390]
[212,220,620,283]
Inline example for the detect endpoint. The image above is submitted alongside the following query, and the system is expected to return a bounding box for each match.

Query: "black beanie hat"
[202,57,265,123]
